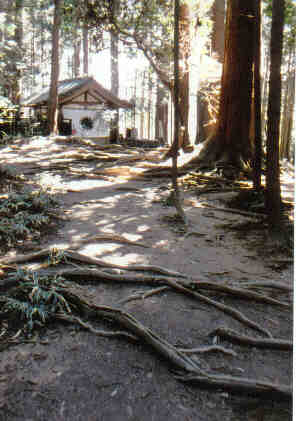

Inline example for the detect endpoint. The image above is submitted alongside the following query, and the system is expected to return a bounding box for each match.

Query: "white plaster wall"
[62,107,109,137]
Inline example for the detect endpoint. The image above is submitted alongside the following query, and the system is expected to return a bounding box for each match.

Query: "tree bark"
[110,0,120,141]
[211,0,226,63]
[280,43,295,161]
[47,0,61,136]
[217,0,255,166]
[171,0,187,225]
[165,1,193,157]
[83,0,89,76]
[190,0,257,176]
[11,0,23,106]
[252,0,262,190]
[265,0,285,224]
[73,17,81,78]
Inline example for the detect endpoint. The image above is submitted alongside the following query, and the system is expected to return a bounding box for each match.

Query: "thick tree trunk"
[265,0,285,224]
[211,0,225,63]
[217,0,255,165]
[47,0,61,136]
[192,0,257,177]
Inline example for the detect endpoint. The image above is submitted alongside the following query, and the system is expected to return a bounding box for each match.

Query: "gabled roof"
[22,77,133,109]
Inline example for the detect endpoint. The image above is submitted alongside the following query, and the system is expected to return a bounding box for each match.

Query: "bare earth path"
[0,136,293,421]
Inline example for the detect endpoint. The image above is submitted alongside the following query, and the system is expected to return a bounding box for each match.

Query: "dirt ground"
[0,136,293,421]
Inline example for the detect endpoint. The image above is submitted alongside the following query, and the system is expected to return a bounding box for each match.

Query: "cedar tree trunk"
[265,0,285,224]
[195,0,257,176]
[47,0,61,135]
[211,0,226,62]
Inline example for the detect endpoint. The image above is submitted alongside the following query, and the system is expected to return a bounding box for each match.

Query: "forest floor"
[0,135,294,421]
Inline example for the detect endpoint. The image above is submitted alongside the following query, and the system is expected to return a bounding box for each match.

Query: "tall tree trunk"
[47,0,61,135]
[176,2,193,152]
[11,0,23,105]
[211,0,226,62]
[171,0,187,224]
[110,30,119,140]
[165,1,193,157]
[252,0,262,191]
[280,43,295,161]
[73,18,81,78]
[155,79,168,143]
[265,0,285,224]
[110,0,119,141]
[147,71,152,139]
[83,22,89,75]
[140,71,146,138]
[217,0,255,165]
[195,0,257,176]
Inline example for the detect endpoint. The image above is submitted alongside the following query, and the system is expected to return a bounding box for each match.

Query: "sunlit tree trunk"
[280,43,295,161]
[47,0,61,135]
[252,0,262,190]
[109,0,119,141]
[171,0,187,224]
[217,0,255,165]
[165,1,193,157]
[265,0,285,225]
[194,0,257,177]
[110,30,119,140]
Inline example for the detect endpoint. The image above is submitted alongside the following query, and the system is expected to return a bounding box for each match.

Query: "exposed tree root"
[239,281,292,292]
[163,278,273,338]
[46,268,273,337]
[1,248,188,279]
[0,250,292,402]
[55,312,138,342]
[72,233,150,249]
[176,373,291,401]
[185,280,290,307]
[1,249,289,339]
[178,345,237,357]
[210,327,292,350]
[61,290,209,376]
[118,286,170,305]
[61,291,290,401]
[20,267,276,337]
[201,203,265,219]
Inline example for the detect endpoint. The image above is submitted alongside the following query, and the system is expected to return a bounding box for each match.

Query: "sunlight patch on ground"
[64,179,113,192]
[137,224,150,232]
[100,252,147,266]
[154,239,170,248]
[80,243,121,256]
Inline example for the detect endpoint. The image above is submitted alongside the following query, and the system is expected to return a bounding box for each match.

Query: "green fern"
[2,271,71,333]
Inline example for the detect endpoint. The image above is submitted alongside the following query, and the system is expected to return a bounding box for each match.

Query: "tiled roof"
[23,77,132,109]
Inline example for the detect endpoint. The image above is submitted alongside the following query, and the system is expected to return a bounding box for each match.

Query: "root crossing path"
[0,136,293,421]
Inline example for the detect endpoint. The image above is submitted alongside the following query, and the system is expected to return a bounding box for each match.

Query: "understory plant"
[1,269,70,334]
[0,188,59,250]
